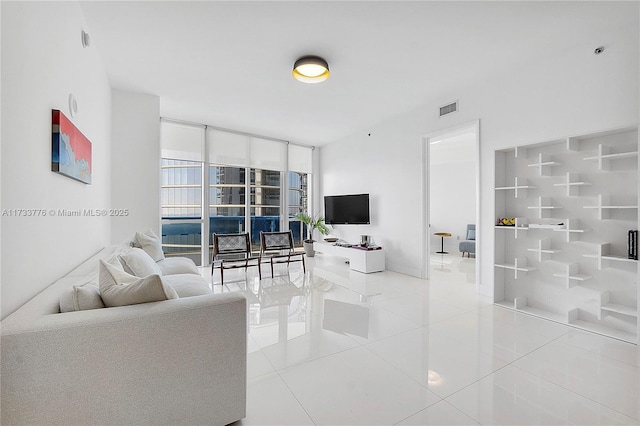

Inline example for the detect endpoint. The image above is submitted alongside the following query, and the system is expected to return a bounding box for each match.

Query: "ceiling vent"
[439,101,458,117]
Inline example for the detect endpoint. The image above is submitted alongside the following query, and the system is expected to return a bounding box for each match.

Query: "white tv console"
[313,242,385,273]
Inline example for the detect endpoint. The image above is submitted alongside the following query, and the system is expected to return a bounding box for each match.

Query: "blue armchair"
[459,224,476,257]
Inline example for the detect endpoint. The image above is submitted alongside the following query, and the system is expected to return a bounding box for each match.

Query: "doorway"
[421,120,480,289]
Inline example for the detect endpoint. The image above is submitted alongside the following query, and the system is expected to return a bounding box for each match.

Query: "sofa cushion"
[158,256,200,275]
[161,274,212,298]
[59,282,105,313]
[99,258,178,307]
[466,229,476,240]
[135,229,165,262]
[119,247,163,277]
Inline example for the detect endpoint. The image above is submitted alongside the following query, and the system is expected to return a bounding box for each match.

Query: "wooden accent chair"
[211,232,260,284]
[259,231,305,278]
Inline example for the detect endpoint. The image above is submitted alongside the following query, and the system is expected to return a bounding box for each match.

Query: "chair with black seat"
[259,231,305,278]
[211,232,260,284]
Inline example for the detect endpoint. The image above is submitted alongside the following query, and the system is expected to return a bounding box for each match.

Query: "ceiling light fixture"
[292,56,330,84]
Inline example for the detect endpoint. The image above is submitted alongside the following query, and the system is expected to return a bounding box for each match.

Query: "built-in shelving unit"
[495,257,535,279]
[552,172,591,196]
[494,126,639,344]
[583,243,638,270]
[552,263,591,289]
[552,218,587,242]
[583,144,638,171]
[495,177,536,199]
[527,196,561,218]
[527,238,562,262]
[528,153,562,176]
[583,194,639,220]
[494,217,529,238]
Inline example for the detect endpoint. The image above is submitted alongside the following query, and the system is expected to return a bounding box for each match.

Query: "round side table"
[434,232,452,254]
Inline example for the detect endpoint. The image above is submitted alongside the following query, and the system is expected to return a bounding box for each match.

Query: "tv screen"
[324,194,370,225]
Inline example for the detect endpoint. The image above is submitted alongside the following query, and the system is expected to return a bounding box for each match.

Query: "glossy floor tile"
[445,365,638,425]
[215,253,640,425]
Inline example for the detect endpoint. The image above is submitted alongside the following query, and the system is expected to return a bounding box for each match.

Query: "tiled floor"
[202,252,640,425]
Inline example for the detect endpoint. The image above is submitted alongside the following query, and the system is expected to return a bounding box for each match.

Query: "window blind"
[160,120,204,161]
[249,137,287,171]
[288,144,313,174]
[206,128,249,167]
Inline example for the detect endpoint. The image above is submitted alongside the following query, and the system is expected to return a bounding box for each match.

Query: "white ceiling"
[79,1,637,146]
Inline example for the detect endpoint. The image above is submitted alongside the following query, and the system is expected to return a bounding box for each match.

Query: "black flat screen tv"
[324,194,370,225]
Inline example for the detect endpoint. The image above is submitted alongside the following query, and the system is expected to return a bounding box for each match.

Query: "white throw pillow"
[119,247,163,277]
[135,229,165,262]
[157,257,200,275]
[59,282,105,312]
[99,259,178,307]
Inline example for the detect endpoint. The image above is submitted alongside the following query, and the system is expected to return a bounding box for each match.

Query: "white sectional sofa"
[1,242,247,425]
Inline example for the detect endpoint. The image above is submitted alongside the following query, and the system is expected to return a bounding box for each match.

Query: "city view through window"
[161,159,309,265]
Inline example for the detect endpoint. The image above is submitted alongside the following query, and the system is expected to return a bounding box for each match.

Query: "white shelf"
[495,257,535,279]
[552,218,586,242]
[552,172,591,196]
[583,243,638,270]
[527,238,562,262]
[495,177,535,198]
[528,153,562,176]
[509,297,568,323]
[527,196,561,219]
[583,144,638,171]
[496,301,637,343]
[598,291,638,319]
[494,217,529,238]
[601,304,638,318]
[552,263,591,288]
[583,194,638,220]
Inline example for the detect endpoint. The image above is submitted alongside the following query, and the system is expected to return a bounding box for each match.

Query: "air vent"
[439,101,458,117]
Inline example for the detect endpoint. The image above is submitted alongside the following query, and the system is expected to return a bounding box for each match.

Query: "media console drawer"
[314,242,385,273]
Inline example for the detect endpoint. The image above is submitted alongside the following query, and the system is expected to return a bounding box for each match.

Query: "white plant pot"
[303,241,315,257]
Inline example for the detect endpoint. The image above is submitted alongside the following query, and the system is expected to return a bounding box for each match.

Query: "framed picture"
[51,109,92,184]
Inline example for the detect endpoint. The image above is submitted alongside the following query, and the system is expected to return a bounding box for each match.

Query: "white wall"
[320,22,639,295]
[111,90,160,244]
[429,133,476,253]
[0,1,112,319]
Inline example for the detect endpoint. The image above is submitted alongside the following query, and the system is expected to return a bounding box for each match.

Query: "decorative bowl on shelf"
[324,237,338,242]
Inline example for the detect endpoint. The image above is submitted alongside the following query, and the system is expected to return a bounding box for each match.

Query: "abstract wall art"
[51,109,92,184]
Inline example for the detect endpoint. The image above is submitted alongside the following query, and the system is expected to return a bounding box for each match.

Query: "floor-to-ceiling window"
[160,122,205,265]
[161,120,313,265]
[209,164,246,252]
[250,168,281,251]
[288,171,308,247]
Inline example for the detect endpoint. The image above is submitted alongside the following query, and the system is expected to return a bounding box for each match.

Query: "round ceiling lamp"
[292,56,330,84]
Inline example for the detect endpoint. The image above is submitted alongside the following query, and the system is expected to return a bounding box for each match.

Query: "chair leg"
[302,256,306,274]
[220,267,224,286]
[270,260,274,278]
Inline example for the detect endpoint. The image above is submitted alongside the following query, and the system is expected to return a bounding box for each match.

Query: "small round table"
[434,232,452,254]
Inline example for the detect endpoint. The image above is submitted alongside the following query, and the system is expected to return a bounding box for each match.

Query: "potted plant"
[295,212,329,257]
